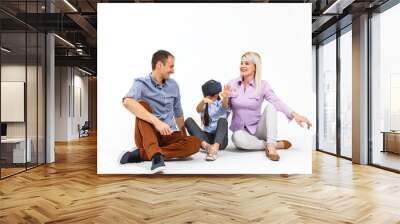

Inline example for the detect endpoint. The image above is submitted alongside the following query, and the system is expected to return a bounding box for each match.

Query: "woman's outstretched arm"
[263,81,312,129]
[291,111,312,129]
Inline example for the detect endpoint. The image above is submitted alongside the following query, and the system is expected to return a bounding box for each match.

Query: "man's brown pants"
[135,101,201,161]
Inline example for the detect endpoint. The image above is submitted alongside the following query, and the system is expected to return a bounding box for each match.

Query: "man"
[120,50,201,173]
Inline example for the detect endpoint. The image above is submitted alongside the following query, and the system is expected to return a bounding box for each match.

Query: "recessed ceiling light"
[63,0,78,12]
[323,0,355,15]
[78,67,93,76]
[54,34,75,48]
[1,47,11,53]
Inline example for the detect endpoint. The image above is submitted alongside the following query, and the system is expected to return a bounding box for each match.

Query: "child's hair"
[201,80,222,127]
[203,95,220,127]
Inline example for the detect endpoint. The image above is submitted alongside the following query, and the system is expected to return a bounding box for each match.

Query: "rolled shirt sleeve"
[263,82,294,121]
[122,80,142,102]
[173,85,184,117]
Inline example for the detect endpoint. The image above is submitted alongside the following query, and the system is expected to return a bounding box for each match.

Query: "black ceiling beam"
[312,14,352,44]
[0,18,28,31]
[55,47,97,57]
[312,15,337,38]
[55,55,96,70]
[86,0,97,12]
[0,7,38,32]
[372,0,397,12]
[139,0,252,2]
[12,13,84,32]
[79,66,97,75]
[67,13,96,39]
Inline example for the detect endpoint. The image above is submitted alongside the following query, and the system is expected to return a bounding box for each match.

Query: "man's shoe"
[151,153,166,174]
[120,148,141,164]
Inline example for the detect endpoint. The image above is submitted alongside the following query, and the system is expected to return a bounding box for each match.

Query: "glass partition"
[317,36,337,155]
[370,3,400,171]
[1,31,28,177]
[339,28,352,158]
[0,1,46,179]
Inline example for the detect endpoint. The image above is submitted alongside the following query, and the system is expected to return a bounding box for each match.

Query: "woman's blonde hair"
[241,51,262,96]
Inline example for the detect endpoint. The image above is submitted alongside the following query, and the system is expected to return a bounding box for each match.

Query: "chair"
[79,121,90,138]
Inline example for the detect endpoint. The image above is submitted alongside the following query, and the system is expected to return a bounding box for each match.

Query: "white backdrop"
[97,3,314,174]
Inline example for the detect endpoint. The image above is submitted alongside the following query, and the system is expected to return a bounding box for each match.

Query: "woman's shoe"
[265,144,280,161]
[276,140,292,149]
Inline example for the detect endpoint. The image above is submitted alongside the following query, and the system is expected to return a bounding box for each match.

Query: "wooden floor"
[372,150,400,171]
[1,167,26,178]
[1,163,44,178]
[1,135,400,223]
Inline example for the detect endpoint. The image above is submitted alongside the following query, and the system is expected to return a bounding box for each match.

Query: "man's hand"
[154,120,173,135]
[123,98,173,135]
[292,112,312,129]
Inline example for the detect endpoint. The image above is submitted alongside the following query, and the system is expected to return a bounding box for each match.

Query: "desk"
[1,138,31,163]
[381,131,400,154]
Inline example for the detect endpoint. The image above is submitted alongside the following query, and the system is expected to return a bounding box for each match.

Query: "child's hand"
[220,85,231,99]
[203,97,213,104]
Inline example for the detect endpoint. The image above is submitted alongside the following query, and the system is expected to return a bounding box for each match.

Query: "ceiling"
[0,0,393,75]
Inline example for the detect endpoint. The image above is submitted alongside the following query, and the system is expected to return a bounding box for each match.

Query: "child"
[185,79,231,161]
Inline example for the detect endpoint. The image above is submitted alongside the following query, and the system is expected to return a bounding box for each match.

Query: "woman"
[227,51,312,161]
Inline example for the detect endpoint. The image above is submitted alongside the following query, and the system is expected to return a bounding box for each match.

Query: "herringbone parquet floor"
[1,134,400,224]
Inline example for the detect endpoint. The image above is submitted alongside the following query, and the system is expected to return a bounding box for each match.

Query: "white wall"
[72,72,89,138]
[98,4,314,174]
[55,67,89,141]
[55,66,67,141]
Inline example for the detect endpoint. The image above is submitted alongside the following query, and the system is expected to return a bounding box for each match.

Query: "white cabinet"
[1,138,32,163]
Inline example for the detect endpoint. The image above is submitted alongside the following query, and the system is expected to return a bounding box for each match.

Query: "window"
[370,2,400,171]
[318,36,337,155]
[340,28,352,158]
